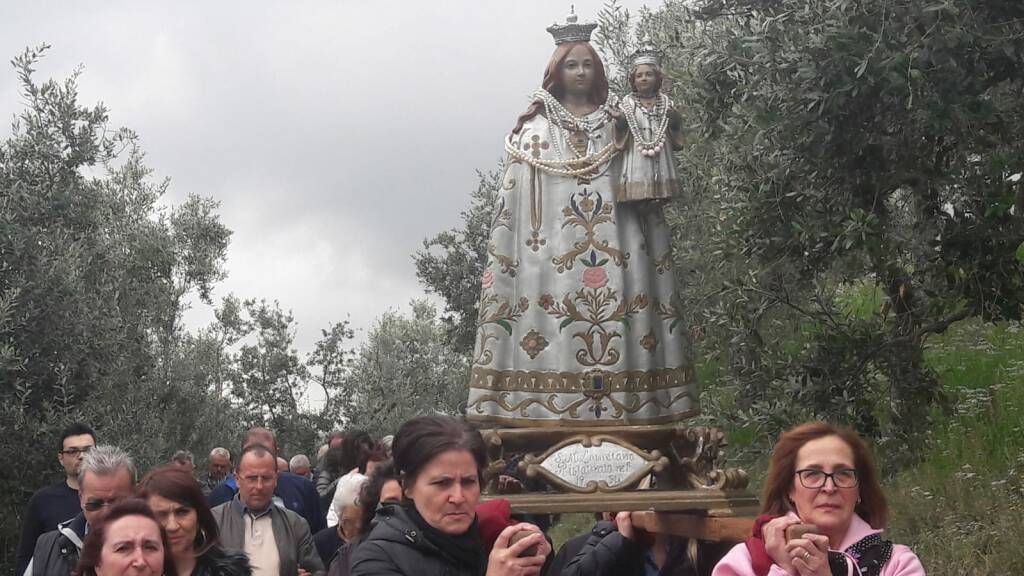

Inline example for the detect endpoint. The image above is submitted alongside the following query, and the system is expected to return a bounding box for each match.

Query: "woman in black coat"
[350,415,550,576]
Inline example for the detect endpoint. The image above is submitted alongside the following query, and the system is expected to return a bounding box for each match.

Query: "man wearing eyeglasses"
[24,444,136,576]
[212,443,326,576]
[15,423,96,575]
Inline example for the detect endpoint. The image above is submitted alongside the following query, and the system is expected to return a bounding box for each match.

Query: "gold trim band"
[469,366,696,394]
[465,407,700,428]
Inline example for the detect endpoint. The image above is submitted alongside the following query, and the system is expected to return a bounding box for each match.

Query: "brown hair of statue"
[513,41,610,134]
[760,421,888,529]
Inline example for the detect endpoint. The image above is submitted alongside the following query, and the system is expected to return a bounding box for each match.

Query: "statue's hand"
[497,474,524,494]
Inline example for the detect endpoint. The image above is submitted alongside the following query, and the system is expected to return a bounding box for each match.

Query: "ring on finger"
[802,551,811,561]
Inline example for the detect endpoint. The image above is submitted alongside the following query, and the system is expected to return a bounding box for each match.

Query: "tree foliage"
[592,0,1024,452]
[0,45,238,569]
[340,300,469,437]
[414,169,502,353]
[217,297,354,454]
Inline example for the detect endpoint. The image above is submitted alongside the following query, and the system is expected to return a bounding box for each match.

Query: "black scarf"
[827,533,894,576]
[403,502,485,576]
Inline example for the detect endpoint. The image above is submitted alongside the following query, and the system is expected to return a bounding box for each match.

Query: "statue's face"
[633,64,658,95]
[561,44,595,98]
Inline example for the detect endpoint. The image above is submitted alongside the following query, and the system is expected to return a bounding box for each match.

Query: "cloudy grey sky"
[0,0,654,356]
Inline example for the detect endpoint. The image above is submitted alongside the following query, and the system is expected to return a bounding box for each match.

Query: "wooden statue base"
[478,423,759,543]
[480,423,752,494]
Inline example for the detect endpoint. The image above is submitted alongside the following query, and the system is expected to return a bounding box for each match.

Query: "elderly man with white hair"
[313,471,368,566]
[290,454,312,479]
[200,446,232,496]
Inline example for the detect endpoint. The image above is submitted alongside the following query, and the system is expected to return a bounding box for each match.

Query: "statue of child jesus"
[618,41,685,203]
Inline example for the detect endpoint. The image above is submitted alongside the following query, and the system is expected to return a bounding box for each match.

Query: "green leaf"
[496,320,513,335]
[855,57,869,78]
[1016,241,1024,262]
[559,317,575,331]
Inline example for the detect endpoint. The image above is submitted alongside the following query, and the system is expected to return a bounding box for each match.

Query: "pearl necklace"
[621,93,671,158]
[503,90,619,177]
[505,135,618,178]
[531,89,612,135]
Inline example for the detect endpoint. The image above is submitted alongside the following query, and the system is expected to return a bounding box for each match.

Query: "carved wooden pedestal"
[479,424,757,516]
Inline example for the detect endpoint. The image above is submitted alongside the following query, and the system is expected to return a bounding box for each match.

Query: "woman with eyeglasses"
[713,422,925,576]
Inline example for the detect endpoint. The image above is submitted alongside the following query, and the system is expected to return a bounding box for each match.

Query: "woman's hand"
[762,516,801,574]
[486,523,552,576]
[786,533,831,576]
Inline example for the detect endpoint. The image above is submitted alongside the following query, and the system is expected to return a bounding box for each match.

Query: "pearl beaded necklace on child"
[622,92,671,158]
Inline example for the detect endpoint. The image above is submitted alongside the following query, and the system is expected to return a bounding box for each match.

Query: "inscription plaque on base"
[540,441,646,489]
[522,435,667,493]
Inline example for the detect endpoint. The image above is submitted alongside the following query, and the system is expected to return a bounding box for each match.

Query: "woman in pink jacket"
[713,422,925,576]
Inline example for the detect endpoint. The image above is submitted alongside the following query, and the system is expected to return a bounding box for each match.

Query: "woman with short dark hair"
[713,422,925,576]
[350,415,550,576]
[327,460,403,576]
[137,466,251,576]
[74,498,176,576]
[357,459,401,538]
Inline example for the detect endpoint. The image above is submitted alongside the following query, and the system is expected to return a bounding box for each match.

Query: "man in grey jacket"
[212,443,325,576]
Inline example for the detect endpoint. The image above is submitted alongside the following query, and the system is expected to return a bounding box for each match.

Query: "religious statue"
[618,39,685,203]
[466,10,697,428]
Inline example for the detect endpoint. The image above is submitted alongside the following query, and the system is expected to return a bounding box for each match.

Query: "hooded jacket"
[25,512,86,576]
[558,520,727,576]
[349,504,480,576]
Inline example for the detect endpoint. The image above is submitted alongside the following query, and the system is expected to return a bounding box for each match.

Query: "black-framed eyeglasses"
[795,468,859,489]
[60,446,94,456]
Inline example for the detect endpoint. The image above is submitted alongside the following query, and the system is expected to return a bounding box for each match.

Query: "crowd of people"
[16,418,925,576]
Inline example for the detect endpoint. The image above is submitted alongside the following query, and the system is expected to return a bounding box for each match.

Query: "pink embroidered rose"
[582,266,608,289]
[481,269,494,290]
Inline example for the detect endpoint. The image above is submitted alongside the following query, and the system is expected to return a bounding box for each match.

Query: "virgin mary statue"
[466,12,697,428]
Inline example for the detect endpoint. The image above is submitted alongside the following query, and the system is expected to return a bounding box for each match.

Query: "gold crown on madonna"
[631,35,663,68]
[546,7,598,45]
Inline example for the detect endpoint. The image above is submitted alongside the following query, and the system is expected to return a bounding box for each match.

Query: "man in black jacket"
[555,512,731,576]
[15,423,96,575]
[25,445,135,576]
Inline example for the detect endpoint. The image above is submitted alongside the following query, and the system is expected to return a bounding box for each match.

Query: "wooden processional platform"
[478,423,759,542]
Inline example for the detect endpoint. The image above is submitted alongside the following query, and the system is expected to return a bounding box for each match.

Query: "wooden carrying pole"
[631,511,755,542]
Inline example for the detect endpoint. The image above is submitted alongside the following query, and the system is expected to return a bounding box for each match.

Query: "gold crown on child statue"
[546,6,598,45]
[630,35,663,68]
